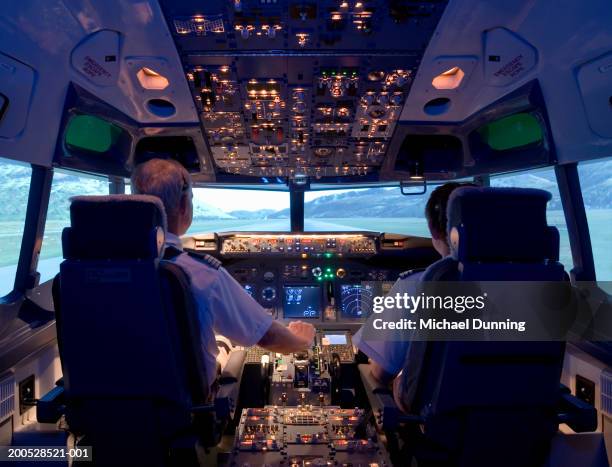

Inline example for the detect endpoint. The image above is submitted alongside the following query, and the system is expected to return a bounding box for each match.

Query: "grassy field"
[1,210,611,282]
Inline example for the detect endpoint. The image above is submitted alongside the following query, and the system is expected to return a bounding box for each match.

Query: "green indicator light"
[316,276,323,281]
[326,268,332,272]
[325,252,332,258]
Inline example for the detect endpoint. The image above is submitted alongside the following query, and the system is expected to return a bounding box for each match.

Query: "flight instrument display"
[340,283,374,319]
[283,285,321,318]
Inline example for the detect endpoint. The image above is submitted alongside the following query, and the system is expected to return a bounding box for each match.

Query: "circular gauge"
[261,286,277,302]
[314,147,333,157]
[340,284,374,319]
[367,70,386,81]
[368,106,387,119]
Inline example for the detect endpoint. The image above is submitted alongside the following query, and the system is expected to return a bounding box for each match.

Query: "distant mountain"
[229,209,279,219]
[192,202,234,219]
[578,160,612,210]
[269,187,427,219]
[0,161,609,222]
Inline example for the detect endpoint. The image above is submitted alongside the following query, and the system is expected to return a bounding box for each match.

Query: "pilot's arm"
[353,271,423,386]
[207,266,315,352]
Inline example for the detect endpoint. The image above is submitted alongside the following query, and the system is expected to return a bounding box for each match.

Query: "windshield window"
[491,167,571,271]
[304,187,430,235]
[578,158,612,280]
[0,159,31,297]
[188,188,290,234]
[39,171,108,283]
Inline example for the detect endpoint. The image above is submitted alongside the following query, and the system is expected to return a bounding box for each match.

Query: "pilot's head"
[131,158,193,236]
[425,182,475,257]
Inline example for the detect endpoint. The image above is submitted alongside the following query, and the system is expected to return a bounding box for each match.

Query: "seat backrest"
[402,187,567,467]
[54,195,209,466]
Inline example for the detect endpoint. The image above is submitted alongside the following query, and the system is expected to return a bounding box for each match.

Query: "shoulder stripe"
[399,268,426,279]
[186,251,222,269]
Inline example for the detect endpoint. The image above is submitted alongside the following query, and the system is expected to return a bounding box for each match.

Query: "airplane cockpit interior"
[1,0,612,466]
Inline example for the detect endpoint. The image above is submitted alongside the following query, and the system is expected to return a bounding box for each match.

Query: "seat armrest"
[558,391,598,432]
[358,362,392,395]
[215,382,238,419]
[219,349,246,385]
[358,363,424,431]
[36,382,65,424]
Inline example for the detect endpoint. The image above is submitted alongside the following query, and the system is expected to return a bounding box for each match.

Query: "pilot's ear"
[449,227,460,253]
[179,191,189,213]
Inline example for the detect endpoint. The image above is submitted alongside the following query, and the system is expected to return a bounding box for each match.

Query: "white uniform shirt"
[352,271,425,376]
[165,233,274,388]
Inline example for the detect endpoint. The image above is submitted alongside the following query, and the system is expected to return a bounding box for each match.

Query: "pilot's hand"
[288,320,316,348]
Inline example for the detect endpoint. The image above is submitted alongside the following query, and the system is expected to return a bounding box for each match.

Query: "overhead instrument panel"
[159,0,448,180]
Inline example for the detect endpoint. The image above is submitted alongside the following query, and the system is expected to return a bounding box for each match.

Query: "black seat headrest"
[62,195,167,260]
[447,187,559,263]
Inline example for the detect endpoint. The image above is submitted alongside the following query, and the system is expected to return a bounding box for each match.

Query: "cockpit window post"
[289,188,305,232]
[474,174,491,187]
[14,165,53,293]
[109,176,125,195]
[555,163,596,281]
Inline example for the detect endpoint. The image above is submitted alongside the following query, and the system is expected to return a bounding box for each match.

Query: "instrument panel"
[184,231,438,326]
[232,405,390,466]
[220,233,377,256]
[236,333,382,465]
[159,0,448,180]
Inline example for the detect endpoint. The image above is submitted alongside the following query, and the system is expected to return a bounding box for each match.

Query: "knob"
[336,268,346,279]
[293,101,307,114]
[311,267,322,277]
[361,94,374,106]
[267,26,276,38]
[391,93,403,105]
[241,27,250,39]
[263,271,275,282]
[378,93,389,105]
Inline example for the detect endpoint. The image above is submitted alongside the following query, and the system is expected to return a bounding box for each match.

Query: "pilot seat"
[360,187,596,467]
[43,195,242,466]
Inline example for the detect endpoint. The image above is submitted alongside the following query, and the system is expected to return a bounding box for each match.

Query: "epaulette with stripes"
[398,268,426,279]
[187,251,222,269]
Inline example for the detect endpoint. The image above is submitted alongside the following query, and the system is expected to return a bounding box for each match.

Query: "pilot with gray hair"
[131,158,316,389]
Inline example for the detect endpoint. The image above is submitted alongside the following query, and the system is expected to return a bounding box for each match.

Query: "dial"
[261,286,277,302]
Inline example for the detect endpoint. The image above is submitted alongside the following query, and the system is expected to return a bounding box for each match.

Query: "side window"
[491,167,572,271]
[38,170,108,283]
[0,159,31,297]
[579,159,612,280]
